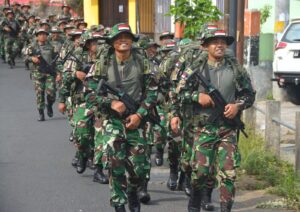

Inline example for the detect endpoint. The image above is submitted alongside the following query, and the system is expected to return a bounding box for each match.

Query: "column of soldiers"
[1,3,256,212]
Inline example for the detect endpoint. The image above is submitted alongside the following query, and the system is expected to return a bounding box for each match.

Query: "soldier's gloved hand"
[58,103,66,113]
[170,117,181,134]
[111,100,126,116]
[198,93,215,108]
[75,71,86,81]
[125,114,141,130]
[224,103,239,119]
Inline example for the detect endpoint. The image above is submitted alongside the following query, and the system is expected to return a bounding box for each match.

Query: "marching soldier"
[28,28,57,121]
[1,10,21,68]
[170,29,255,212]
[84,23,159,212]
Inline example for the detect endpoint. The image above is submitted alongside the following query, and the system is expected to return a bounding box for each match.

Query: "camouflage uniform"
[172,40,255,211]
[28,29,57,119]
[84,23,158,210]
[1,10,21,67]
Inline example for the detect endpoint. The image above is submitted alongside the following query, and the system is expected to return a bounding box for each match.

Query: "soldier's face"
[37,33,48,42]
[74,36,81,46]
[113,33,133,52]
[205,38,227,60]
[63,7,69,13]
[146,46,158,57]
[22,7,29,12]
[7,13,14,19]
[52,33,60,40]
[88,41,98,53]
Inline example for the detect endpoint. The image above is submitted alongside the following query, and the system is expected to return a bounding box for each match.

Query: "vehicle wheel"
[286,85,300,105]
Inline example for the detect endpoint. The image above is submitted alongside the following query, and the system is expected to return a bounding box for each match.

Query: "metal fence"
[244,100,300,173]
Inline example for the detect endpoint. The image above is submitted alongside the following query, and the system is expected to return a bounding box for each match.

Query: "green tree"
[260,4,272,25]
[166,0,222,39]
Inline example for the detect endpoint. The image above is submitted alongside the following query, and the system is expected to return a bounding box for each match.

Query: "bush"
[239,130,300,209]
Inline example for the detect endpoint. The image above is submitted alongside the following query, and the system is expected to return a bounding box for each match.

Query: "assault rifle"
[97,79,162,128]
[187,68,248,138]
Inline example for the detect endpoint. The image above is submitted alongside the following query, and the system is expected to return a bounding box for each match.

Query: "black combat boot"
[38,109,45,121]
[8,59,13,69]
[93,166,109,184]
[25,60,30,70]
[115,205,126,212]
[167,165,178,190]
[138,180,150,204]
[46,97,54,118]
[76,156,88,174]
[127,191,141,212]
[201,188,214,211]
[184,173,192,197]
[188,188,202,212]
[155,148,164,166]
[71,156,78,168]
[220,201,233,212]
[12,58,15,67]
[69,131,74,142]
[177,171,185,191]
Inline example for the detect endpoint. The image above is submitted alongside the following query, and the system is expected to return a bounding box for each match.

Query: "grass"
[238,130,300,209]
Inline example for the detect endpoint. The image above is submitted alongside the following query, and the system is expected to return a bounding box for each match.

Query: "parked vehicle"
[273,19,300,104]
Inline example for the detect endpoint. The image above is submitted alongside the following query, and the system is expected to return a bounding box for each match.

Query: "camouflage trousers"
[101,117,150,207]
[191,124,241,203]
[181,121,215,189]
[4,37,18,63]
[66,96,75,128]
[32,71,56,110]
[73,103,95,160]
[93,115,107,169]
[0,34,5,60]
[167,129,182,168]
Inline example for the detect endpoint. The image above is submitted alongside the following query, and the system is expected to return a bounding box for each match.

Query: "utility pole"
[229,0,237,56]
[236,0,245,65]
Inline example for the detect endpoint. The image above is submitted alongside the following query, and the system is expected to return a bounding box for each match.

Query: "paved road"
[0,60,288,212]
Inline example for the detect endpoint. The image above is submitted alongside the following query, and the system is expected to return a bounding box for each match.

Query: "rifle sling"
[112,55,123,90]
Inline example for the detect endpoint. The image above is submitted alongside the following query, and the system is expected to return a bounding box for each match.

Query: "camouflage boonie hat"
[178,38,192,47]
[77,21,88,28]
[160,39,176,51]
[40,19,50,26]
[137,34,150,48]
[5,10,14,16]
[90,24,105,32]
[80,31,102,49]
[197,24,218,42]
[35,28,49,36]
[35,16,41,21]
[63,24,75,31]
[159,31,174,40]
[62,4,70,10]
[12,2,21,6]
[69,29,83,40]
[107,23,139,43]
[2,5,11,12]
[28,14,35,19]
[146,39,160,49]
[48,14,56,18]
[21,4,31,9]
[58,20,67,26]
[51,27,63,33]
[202,29,234,46]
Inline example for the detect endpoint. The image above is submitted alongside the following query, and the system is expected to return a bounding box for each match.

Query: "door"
[100,0,128,27]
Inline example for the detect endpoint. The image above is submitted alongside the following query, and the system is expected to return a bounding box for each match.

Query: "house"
[83,0,174,39]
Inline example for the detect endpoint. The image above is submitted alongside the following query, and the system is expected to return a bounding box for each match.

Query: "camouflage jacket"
[170,51,256,123]
[84,46,159,120]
